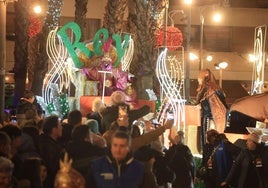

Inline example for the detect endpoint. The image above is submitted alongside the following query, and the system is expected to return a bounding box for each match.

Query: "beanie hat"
[247,131,262,144]
[110,91,126,105]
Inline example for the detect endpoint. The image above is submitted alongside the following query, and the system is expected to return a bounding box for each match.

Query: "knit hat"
[247,131,262,144]
[110,91,126,105]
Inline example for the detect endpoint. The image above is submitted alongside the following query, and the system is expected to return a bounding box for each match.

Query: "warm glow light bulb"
[249,54,256,62]
[189,53,198,61]
[213,13,222,23]
[184,0,192,5]
[219,61,228,69]
[33,5,42,14]
[206,55,213,62]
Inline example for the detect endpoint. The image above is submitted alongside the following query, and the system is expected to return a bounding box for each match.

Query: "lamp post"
[199,14,204,70]
[184,0,192,102]
[215,61,228,88]
[0,0,7,122]
[199,6,222,70]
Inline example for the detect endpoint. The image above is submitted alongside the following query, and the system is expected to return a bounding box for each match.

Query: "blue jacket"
[87,154,145,188]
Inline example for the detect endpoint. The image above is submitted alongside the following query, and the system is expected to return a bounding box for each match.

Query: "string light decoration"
[58,93,70,117]
[28,15,42,38]
[155,47,185,131]
[155,26,183,51]
[42,27,70,116]
[44,0,63,30]
[251,25,267,94]
[120,33,134,72]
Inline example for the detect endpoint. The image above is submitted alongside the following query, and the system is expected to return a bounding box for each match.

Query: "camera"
[118,105,127,116]
[11,116,17,124]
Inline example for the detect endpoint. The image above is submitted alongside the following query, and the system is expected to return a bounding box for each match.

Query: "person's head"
[218,133,228,142]
[92,98,105,113]
[18,158,43,188]
[0,126,22,157]
[22,126,40,146]
[197,69,219,90]
[110,131,131,162]
[246,131,262,150]
[42,115,62,140]
[0,132,11,158]
[67,110,82,126]
[174,130,185,144]
[23,90,35,103]
[85,119,99,134]
[0,157,14,188]
[71,125,91,143]
[110,91,126,106]
[24,108,38,120]
[206,129,219,145]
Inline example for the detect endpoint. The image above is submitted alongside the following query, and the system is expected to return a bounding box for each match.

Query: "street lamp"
[199,6,222,70]
[215,61,228,88]
[184,0,192,102]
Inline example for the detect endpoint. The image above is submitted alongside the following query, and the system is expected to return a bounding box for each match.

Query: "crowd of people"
[0,68,267,188]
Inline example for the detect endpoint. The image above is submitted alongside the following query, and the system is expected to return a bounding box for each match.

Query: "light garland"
[121,34,134,72]
[42,27,71,116]
[44,0,63,30]
[28,15,42,38]
[155,47,185,131]
[251,25,266,94]
[155,26,183,50]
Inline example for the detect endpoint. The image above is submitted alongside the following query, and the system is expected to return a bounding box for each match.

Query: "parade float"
[39,22,156,118]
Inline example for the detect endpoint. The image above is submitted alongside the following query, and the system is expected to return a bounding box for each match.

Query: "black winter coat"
[165,144,195,188]
[225,144,268,188]
[38,134,64,188]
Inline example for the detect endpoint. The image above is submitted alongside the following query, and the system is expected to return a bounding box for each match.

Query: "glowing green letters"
[57,22,92,68]
[57,22,130,68]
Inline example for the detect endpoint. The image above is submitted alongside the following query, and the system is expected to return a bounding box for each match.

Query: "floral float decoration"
[155,26,183,50]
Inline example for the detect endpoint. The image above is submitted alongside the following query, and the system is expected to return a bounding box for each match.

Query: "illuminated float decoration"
[42,22,134,116]
[155,25,185,139]
[42,27,71,117]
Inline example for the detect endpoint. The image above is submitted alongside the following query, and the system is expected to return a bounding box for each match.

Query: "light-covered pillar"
[0,1,6,121]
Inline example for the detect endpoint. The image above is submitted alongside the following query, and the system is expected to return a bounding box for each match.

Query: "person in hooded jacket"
[221,131,268,188]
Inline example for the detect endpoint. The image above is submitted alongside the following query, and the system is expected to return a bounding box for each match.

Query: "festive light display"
[44,0,63,30]
[42,22,135,116]
[57,22,131,69]
[28,16,42,38]
[155,47,185,130]
[251,25,266,94]
[155,26,183,51]
[42,27,70,116]
[121,34,134,72]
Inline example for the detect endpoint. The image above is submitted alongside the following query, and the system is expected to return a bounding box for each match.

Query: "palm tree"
[74,0,88,41]
[31,0,63,95]
[13,0,29,105]
[103,0,128,35]
[127,0,165,98]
